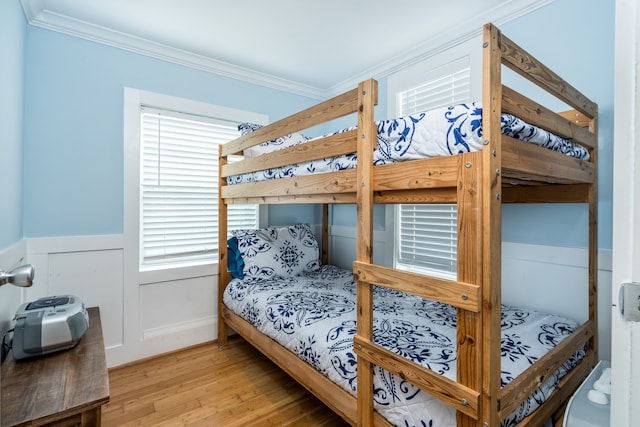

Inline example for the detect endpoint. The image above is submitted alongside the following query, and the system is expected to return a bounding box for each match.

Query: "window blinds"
[399,67,471,115]
[140,108,257,266]
[395,63,471,278]
[397,204,457,275]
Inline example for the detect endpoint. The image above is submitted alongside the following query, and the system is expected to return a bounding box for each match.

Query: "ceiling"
[20,0,553,98]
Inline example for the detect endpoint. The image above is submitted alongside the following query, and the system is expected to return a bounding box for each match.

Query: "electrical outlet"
[619,282,640,322]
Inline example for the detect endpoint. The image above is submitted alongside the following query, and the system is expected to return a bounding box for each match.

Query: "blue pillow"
[227,236,244,279]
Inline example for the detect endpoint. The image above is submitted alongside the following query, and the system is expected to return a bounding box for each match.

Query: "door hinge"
[619,282,640,322]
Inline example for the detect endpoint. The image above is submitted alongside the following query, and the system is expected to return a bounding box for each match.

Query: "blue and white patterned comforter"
[227,103,590,185]
[223,265,585,427]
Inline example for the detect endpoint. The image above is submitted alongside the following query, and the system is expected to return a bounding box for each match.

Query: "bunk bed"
[217,23,598,427]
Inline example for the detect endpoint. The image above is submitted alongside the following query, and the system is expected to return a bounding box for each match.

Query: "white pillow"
[231,223,320,280]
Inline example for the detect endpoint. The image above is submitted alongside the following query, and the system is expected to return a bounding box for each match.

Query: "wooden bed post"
[322,204,329,265]
[218,144,230,346]
[355,78,378,427]
[588,112,598,360]
[456,150,484,426]
[478,23,503,427]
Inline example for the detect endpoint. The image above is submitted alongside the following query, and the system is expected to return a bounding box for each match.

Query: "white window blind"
[395,62,471,278]
[140,108,257,267]
[398,67,470,115]
[397,204,457,276]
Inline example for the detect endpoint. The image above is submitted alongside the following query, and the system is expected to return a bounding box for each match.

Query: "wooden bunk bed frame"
[217,23,598,427]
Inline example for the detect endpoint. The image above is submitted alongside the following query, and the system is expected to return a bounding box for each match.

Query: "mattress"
[223,264,585,427]
[227,103,590,185]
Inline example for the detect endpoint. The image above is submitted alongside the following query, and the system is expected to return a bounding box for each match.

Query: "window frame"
[123,88,267,283]
[386,37,481,279]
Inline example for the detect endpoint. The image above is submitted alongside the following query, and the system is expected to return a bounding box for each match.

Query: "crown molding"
[21,0,555,100]
[20,1,326,99]
[326,0,556,97]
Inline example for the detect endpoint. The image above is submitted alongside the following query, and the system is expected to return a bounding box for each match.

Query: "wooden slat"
[221,170,358,199]
[498,28,597,119]
[558,110,591,127]
[502,136,594,184]
[353,336,480,420]
[222,130,358,177]
[372,156,459,191]
[224,193,357,205]
[499,321,594,417]
[355,78,377,427]
[587,106,599,361]
[322,204,329,265]
[353,261,481,312]
[374,187,457,204]
[456,149,484,426]
[502,178,547,187]
[222,88,361,156]
[502,85,597,150]
[218,145,230,345]
[479,22,503,427]
[512,352,595,427]
[502,184,590,203]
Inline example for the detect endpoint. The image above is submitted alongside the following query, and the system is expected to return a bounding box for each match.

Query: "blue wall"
[500,0,614,249]
[329,0,614,249]
[22,28,318,238]
[0,0,26,250]
[18,0,614,250]
[326,0,614,250]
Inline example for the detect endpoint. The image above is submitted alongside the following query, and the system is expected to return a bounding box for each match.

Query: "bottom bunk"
[220,225,589,427]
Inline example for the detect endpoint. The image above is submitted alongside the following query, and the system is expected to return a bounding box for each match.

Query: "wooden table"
[2,307,110,426]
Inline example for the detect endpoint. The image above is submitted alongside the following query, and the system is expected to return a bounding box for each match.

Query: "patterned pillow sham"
[230,223,320,280]
[237,122,310,158]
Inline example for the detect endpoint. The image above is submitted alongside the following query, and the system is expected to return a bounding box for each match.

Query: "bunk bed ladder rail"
[353,23,599,427]
[354,148,485,425]
[354,78,378,427]
[353,260,484,420]
[352,73,488,423]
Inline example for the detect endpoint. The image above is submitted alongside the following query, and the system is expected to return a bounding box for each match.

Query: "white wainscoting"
[503,242,612,361]
[24,235,217,367]
[328,225,391,269]
[26,235,126,365]
[16,232,612,367]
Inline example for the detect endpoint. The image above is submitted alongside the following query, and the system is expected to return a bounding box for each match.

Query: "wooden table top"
[1,307,110,426]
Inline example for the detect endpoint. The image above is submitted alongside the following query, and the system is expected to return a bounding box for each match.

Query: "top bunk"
[218,23,597,207]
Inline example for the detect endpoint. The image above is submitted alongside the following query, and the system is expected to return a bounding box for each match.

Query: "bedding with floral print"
[231,223,320,280]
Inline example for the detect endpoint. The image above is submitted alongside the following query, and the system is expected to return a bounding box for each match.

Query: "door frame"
[611,0,640,425]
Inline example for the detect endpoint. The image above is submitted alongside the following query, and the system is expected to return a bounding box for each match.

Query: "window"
[391,55,474,278]
[139,108,258,268]
[396,204,457,277]
[398,67,470,114]
[124,88,266,277]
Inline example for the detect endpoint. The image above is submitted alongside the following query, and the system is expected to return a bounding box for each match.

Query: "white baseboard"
[142,315,216,341]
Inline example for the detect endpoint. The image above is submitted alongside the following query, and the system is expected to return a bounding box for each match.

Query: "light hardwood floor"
[102,336,351,426]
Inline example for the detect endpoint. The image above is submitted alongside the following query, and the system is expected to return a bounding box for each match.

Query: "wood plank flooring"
[102,336,351,426]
